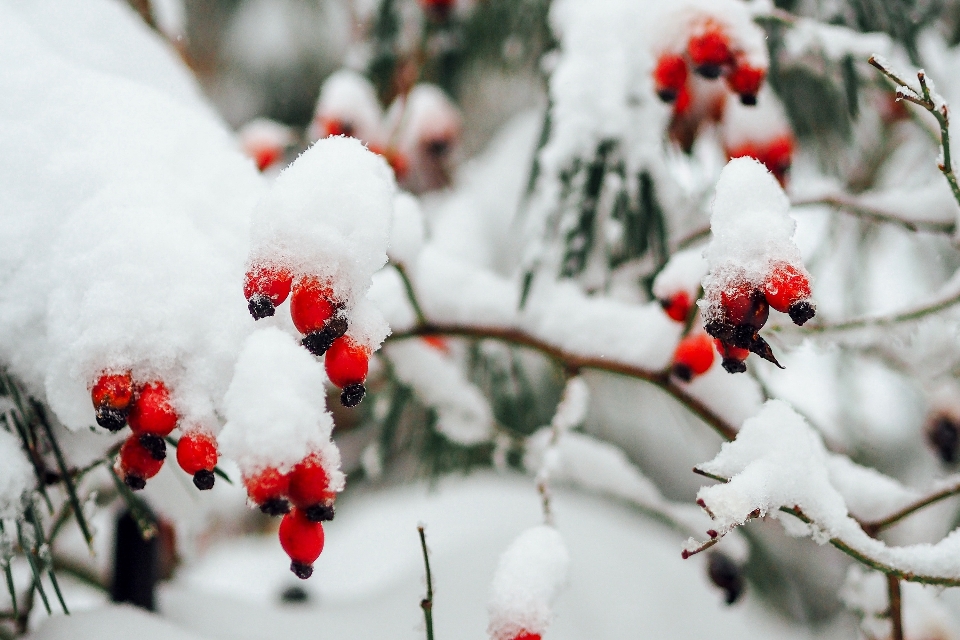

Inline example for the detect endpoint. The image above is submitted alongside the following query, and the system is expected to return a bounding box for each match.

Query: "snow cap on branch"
[219,328,343,490]
[488,525,569,640]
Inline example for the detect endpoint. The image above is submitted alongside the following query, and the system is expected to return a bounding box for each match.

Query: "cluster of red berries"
[243,453,337,578]
[704,262,815,373]
[726,135,793,187]
[92,372,219,491]
[654,19,765,110]
[243,263,371,407]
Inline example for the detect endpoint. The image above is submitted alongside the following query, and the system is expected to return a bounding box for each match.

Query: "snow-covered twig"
[388,324,739,442]
[869,56,960,213]
[792,194,956,235]
[861,477,960,536]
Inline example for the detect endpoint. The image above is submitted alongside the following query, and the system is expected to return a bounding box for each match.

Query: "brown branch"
[887,574,904,640]
[386,323,739,442]
[791,194,955,234]
[861,479,960,536]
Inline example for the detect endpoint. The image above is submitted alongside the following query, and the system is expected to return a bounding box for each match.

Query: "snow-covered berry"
[687,21,731,78]
[726,136,794,187]
[119,434,165,490]
[653,54,688,103]
[290,276,337,335]
[288,454,337,521]
[671,334,715,382]
[244,467,292,515]
[127,381,178,437]
[244,263,293,320]
[325,336,369,407]
[763,262,815,325]
[91,371,134,432]
[279,508,325,579]
[176,431,219,491]
[725,62,765,105]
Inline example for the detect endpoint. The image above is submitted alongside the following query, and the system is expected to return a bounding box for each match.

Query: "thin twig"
[887,574,904,640]
[869,56,960,212]
[861,479,960,535]
[387,323,738,442]
[394,263,428,326]
[791,194,955,234]
[417,525,435,640]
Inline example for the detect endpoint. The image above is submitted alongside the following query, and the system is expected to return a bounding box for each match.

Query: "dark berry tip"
[749,336,784,369]
[696,64,722,79]
[304,503,335,522]
[721,358,747,374]
[248,294,276,320]
[341,383,366,408]
[927,417,960,464]
[704,320,734,342]
[788,300,816,326]
[671,363,693,382]
[301,331,335,357]
[193,469,215,491]
[96,406,127,432]
[327,315,348,340]
[740,93,757,106]
[139,434,167,461]
[124,474,146,491]
[260,497,291,516]
[657,89,677,103]
[708,552,745,605]
[290,561,314,580]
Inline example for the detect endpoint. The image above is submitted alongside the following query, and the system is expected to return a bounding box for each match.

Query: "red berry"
[719,281,755,326]
[252,146,282,172]
[128,381,178,437]
[673,84,692,116]
[688,22,732,72]
[279,508,325,579]
[244,467,291,506]
[119,435,164,489]
[290,276,336,335]
[672,333,715,381]
[714,339,750,361]
[325,337,369,389]
[288,454,336,510]
[368,145,409,180]
[763,263,811,313]
[512,633,541,640]
[764,136,793,187]
[653,54,688,102]
[660,291,692,323]
[319,117,355,138]
[421,335,450,352]
[244,263,293,306]
[726,63,765,104]
[176,431,218,474]
[91,371,134,410]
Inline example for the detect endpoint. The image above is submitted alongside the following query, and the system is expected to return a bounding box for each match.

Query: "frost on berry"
[700,159,813,370]
[221,329,345,510]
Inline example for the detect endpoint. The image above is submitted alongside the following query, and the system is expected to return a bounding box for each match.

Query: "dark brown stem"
[861,479,960,536]
[417,525,435,640]
[386,323,738,442]
[887,574,904,640]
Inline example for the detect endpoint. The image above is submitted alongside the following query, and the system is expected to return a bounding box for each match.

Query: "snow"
[219,328,342,490]
[382,340,494,445]
[488,525,569,640]
[0,2,263,433]
[388,193,426,268]
[28,604,212,640]
[652,247,709,303]
[0,427,32,519]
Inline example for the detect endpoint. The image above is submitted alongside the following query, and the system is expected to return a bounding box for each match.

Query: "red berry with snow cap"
[325,337,369,408]
[176,431,218,491]
[660,291,692,323]
[290,276,337,335]
[244,263,293,320]
[288,454,337,522]
[92,371,134,432]
[119,434,165,491]
[279,508,325,579]
[764,262,815,325]
[244,467,291,516]
[726,62,765,105]
[672,334,715,381]
[653,54,688,103]
[128,381,178,437]
[687,22,731,78]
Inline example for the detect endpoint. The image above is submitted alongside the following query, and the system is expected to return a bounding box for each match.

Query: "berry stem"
[417,524,435,640]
